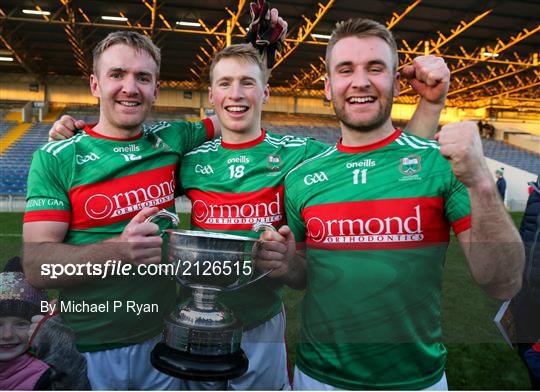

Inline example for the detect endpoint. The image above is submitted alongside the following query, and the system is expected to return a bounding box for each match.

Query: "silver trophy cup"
[146,210,273,381]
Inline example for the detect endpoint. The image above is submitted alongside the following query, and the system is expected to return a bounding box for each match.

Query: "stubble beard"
[333,97,393,133]
[108,104,148,134]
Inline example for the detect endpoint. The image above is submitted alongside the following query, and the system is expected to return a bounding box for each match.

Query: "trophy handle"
[252,222,276,233]
[223,223,276,292]
[144,209,180,232]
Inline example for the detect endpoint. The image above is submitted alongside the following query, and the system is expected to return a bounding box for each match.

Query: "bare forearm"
[23,240,124,289]
[466,180,525,299]
[279,252,307,290]
[404,99,444,139]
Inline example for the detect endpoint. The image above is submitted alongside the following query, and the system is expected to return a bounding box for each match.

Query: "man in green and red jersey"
[43,24,451,392]
[179,42,452,389]
[22,31,218,390]
[258,18,524,390]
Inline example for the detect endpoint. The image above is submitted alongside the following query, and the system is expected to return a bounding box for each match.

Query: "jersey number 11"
[352,169,367,185]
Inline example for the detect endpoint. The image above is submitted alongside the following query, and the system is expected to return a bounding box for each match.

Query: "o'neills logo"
[188,186,285,230]
[69,164,176,228]
[307,205,423,244]
[303,197,449,250]
[113,144,140,153]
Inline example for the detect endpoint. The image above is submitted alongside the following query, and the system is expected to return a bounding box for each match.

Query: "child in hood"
[0,257,89,390]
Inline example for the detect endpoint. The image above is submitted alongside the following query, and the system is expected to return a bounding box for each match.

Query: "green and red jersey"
[284,129,471,390]
[24,119,213,352]
[180,130,327,329]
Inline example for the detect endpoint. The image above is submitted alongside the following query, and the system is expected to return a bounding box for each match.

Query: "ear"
[153,81,160,103]
[262,83,270,103]
[208,86,214,105]
[324,74,332,101]
[90,74,100,98]
[393,71,400,97]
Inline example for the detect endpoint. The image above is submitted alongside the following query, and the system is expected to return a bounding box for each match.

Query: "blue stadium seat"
[482,139,540,174]
[0,123,50,195]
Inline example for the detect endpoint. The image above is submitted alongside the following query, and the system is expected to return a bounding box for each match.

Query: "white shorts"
[83,335,180,390]
[293,366,448,391]
[182,309,291,390]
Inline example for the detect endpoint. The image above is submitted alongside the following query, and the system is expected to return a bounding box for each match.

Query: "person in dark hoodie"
[513,176,540,389]
[0,257,89,390]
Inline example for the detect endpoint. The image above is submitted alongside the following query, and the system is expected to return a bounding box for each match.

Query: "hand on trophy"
[107,207,163,265]
[254,225,296,278]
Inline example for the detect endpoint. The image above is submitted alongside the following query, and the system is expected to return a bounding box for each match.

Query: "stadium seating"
[264,124,540,174]
[0,123,49,195]
[482,139,540,174]
[2,119,538,197]
[0,121,17,138]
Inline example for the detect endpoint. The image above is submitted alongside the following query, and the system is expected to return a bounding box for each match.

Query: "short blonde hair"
[326,18,399,73]
[92,31,161,77]
[209,43,268,84]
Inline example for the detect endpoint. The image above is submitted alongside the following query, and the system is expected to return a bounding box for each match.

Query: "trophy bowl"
[146,210,272,381]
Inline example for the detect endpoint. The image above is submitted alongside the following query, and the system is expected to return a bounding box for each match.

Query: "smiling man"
[258,18,524,390]
[42,21,454,390]
[179,44,326,390]
[22,31,216,390]
[179,41,452,389]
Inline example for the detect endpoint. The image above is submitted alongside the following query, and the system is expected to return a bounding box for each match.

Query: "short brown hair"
[92,31,161,77]
[209,43,268,85]
[325,18,398,73]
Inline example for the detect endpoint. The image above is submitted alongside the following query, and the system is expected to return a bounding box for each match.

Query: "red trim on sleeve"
[202,118,215,140]
[451,215,471,235]
[533,343,540,352]
[24,210,70,223]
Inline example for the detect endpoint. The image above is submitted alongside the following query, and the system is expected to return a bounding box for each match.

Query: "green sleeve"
[25,149,71,221]
[304,138,329,160]
[284,175,307,244]
[148,119,213,155]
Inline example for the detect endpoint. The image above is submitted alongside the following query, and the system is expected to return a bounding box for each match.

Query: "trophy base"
[151,342,249,381]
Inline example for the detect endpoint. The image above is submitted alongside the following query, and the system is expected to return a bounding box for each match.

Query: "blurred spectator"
[484,122,495,139]
[495,168,507,203]
[477,120,495,139]
[513,176,540,389]
[528,176,539,196]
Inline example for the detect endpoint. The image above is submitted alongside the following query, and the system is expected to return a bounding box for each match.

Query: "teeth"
[119,101,139,107]
[226,106,248,112]
[348,97,375,103]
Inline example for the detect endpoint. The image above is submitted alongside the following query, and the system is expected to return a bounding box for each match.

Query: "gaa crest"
[266,154,283,173]
[399,154,421,176]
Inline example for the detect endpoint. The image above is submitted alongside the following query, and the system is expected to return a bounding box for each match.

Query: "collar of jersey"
[337,128,401,153]
[84,124,143,141]
[221,129,266,150]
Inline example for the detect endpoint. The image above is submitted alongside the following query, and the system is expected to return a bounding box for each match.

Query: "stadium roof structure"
[0,0,538,109]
